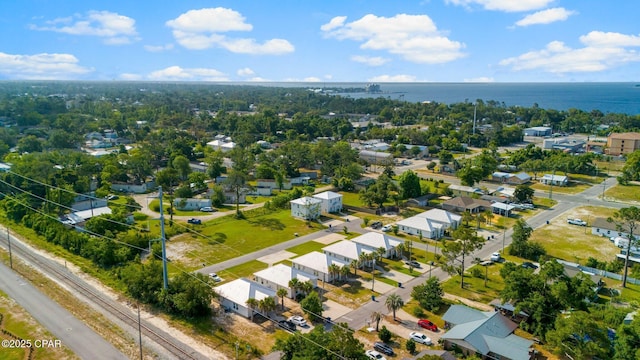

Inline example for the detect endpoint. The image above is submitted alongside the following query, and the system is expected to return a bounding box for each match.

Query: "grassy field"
[215,260,269,283]
[168,209,324,270]
[531,181,592,194]
[605,184,640,203]
[286,240,333,255]
[442,262,505,304]
[529,206,619,264]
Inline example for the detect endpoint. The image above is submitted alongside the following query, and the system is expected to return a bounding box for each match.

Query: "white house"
[173,198,212,211]
[63,206,113,229]
[290,196,322,220]
[322,240,372,264]
[351,232,402,258]
[396,216,444,239]
[206,139,236,152]
[214,278,276,319]
[396,209,461,239]
[591,217,640,240]
[448,184,484,197]
[540,174,568,186]
[312,191,343,214]
[253,264,317,298]
[291,251,349,282]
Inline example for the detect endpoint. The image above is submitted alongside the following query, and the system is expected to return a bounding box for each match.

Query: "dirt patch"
[166,237,203,268]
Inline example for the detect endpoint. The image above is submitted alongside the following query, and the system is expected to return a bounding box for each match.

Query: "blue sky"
[1,0,639,82]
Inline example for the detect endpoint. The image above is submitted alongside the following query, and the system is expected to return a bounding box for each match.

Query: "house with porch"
[350,232,402,259]
[396,209,461,239]
[214,278,277,319]
[441,305,534,360]
[290,251,349,283]
[442,196,492,214]
[253,264,317,298]
[540,174,568,186]
[591,217,640,240]
[322,240,373,265]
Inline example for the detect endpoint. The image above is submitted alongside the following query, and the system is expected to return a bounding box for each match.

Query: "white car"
[490,252,501,262]
[208,272,222,282]
[567,218,587,226]
[409,331,432,345]
[381,224,392,232]
[200,206,215,212]
[288,315,307,327]
[366,350,387,360]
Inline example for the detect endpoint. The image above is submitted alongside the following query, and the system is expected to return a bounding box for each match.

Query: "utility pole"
[549,168,556,200]
[158,186,169,289]
[6,227,12,269]
[371,259,376,291]
[502,228,506,254]
[137,303,143,360]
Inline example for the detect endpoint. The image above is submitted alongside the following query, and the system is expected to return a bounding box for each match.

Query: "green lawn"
[215,260,269,283]
[442,262,505,304]
[286,241,330,255]
[605,184,640,203]
[170,209,324,270]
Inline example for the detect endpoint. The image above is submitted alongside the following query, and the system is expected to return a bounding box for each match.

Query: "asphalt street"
[0,261,128,359]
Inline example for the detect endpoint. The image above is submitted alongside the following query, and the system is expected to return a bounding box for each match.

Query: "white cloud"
[0,52,92,79]
[500,31,640,73]
[446,0,553,12]
[321,14,465,64]
[351,55,389,66]
[247,77,270,82]
[464,76,494,82]
[237,67,255,76]
[29,10,138,45]
[368,74,417,82]
[144,44,174,52]
[580,31,640,47]
[515,8,576,27]
[320,16,347,32]
[166,8,294,54]
[147,66,229,81]
[304,77,322,82]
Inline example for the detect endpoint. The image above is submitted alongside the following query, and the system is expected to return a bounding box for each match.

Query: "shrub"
[413,307,425,318]
[469,266,484,279]
[405,339,416,354]
[378,325,392,343]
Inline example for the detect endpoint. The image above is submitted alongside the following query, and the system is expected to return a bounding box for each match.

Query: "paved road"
[0,261,127,360]
[333,177,628,330]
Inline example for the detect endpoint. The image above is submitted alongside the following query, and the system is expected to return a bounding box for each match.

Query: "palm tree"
[277,288,288,310]
[370,311,383,331]
[246,298,258,321]
[350,259,359,277]
[396,242,406,259]
[340,265,350,281]
[259,296,276,319]
[377,247,386,262]
[300,281,313,296]
[461,210,474,227]
[328,263,340,283]
[359,252,368,270]
[475,212,486,229]
[385,293,404,321]
[288,278,301,298]
[484,208,494,226]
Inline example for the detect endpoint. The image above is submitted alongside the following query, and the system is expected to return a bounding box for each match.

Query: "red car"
[418,319,438,331]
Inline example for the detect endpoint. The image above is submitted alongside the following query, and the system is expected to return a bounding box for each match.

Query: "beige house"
[606,132,640,156]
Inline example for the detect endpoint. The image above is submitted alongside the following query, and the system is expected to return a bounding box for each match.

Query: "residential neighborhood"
[0,82,639,360]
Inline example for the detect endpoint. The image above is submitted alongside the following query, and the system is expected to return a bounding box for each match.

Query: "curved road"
[0,260,127,359]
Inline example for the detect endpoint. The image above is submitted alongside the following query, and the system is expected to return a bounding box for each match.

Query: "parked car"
[409,331,432,345]
[405,260,421,268]
[522,262,539,270]
[365,350,386,360]
[200,206,216,212]
[373,342,394,356]
[417,319,438,331]
[278,320,296,332]
[370,221,382,229]
[567,218,587,226]
[288,315,307,327]
[490,252,501,262]
[381,224,393,232]
[187,218,202,225]
[208,272,222,282]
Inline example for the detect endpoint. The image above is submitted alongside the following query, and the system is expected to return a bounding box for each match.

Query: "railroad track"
[0,232,205,360]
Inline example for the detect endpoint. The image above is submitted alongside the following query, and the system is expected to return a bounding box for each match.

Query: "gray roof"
[441,305,532,360]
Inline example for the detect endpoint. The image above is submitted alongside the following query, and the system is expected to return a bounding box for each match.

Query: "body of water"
[252,82,640,115]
